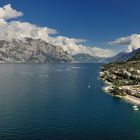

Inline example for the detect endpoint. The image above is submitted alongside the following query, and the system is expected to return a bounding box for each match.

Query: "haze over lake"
[0,63,140,140]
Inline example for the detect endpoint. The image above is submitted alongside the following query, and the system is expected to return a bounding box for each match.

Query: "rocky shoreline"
[102,81,140,105]
[100,61,140,105]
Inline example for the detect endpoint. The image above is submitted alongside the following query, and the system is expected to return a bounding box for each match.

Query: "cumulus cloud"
[49,36,114,57]
[0,4,114,58]
[0,20,57,41]
[108,34,140,52]
[0,4,23,20]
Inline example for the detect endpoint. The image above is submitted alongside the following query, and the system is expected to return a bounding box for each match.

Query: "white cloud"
[108,34,140,52]
[0,4,23,20]
[0,4,114,58]
[48,36,114,57]
[0,20,57,41]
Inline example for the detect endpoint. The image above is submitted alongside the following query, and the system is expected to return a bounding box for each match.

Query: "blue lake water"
[0,63,140,140]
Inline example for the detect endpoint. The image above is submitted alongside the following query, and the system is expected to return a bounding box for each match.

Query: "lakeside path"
[123,95,140,105]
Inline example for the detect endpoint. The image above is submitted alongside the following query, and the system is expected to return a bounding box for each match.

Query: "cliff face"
[0,38,73,63]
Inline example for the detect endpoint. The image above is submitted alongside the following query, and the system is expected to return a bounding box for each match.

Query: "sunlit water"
[0,63,140,140]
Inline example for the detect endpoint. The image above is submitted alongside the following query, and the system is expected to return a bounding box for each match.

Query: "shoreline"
[107,91,140,106]
[122,95,140,105]
[100,61,140,107]
[103,84,140,106]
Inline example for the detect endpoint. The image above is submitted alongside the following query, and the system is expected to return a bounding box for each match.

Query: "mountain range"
[127,48,140,61]
[0,38,106,63]
[103,48,140,63]
[0,38,73,63]
[73,54,105,63]
[0,37,139,63]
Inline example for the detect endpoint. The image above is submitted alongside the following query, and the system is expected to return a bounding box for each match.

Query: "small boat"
[133,105,138,108]
[134,108,139,111]
[133,105,139,111]
[88,83,91,88]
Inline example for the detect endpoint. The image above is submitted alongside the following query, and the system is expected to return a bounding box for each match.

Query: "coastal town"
[100,61,140,105]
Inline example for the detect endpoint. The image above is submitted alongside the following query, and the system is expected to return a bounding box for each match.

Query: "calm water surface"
[0,63,140,140]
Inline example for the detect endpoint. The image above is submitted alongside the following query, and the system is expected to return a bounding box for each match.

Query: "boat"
[133,105,138,108]
[88,83,91,88]
[134,108,139,111]
[133,105,139,111]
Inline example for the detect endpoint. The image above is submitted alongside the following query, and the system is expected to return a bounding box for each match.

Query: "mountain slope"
[0,38,73,63]
[127,49,140,61]
[104,48,140,63]
[73,54,105,63]
[100,47,140,97]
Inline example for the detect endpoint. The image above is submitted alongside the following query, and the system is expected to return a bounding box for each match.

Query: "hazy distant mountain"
[127,48,140,61]
[0,38,73,63]
[104,48,140,63]
[73,54,105,63]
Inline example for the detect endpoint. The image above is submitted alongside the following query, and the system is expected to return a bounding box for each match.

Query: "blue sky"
[0,0,140,54]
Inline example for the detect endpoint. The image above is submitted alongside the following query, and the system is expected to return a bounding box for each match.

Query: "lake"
[0,63,140,140]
